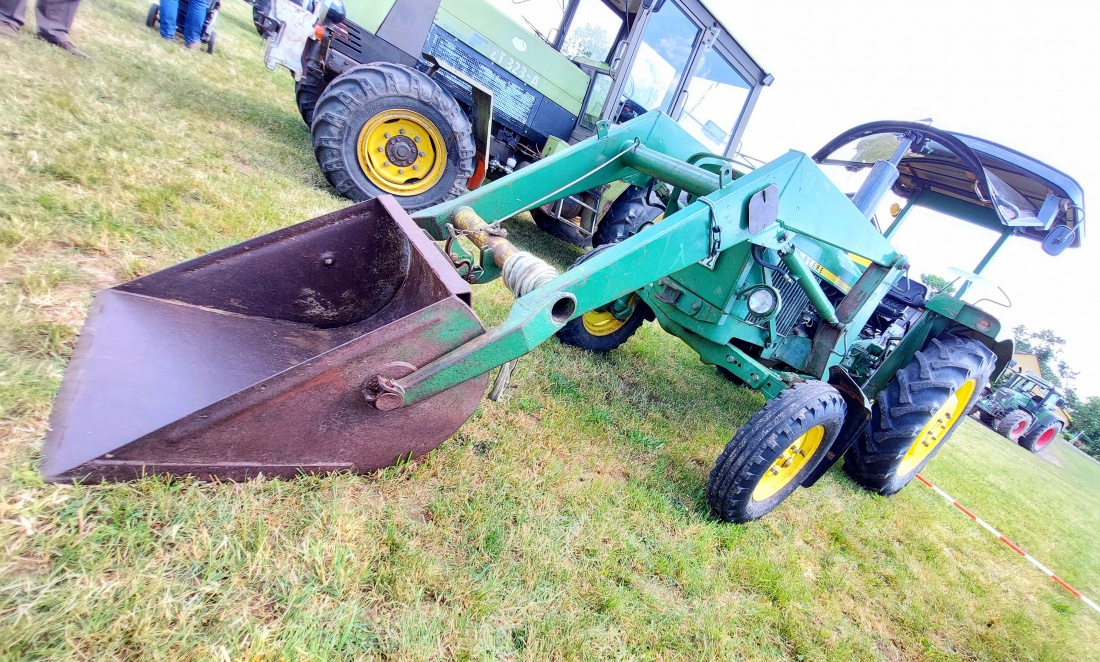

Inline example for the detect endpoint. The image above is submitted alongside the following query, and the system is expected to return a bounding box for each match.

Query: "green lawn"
[1,1,1099,659]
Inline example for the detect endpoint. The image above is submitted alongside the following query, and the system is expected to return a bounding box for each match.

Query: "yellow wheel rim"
[356,110,447,196]
[752,425,825,501]
[581,295,637,337]
[896,378,977,476]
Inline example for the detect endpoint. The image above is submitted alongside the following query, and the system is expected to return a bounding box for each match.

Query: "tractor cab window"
[618,0,701,117]
[677,49,752,154]
[490,0,566,45]
[560,0,622,63]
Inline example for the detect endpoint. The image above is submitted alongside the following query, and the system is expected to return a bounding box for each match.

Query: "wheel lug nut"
[414,136,420,143]
[399,128,405,134]
[384,132,391,138]
[419,151,426,157]
[398,168,404,174]
[383,161,390,167]
[412,165,419,170]
[377,146,383,152]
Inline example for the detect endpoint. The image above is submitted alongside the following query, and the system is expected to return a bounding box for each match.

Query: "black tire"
[593,184,663,248]
[978,410,994,425]
[557,244,651,353]
[995,409,1033,443]
[707,381,846,523]
[295,66,327,127]
[206,30,215,54]
[844,334,995,495]
[311,63,474,211]
[146,3,159,28]
[531,207,590,247]
[1019,418,1062,453]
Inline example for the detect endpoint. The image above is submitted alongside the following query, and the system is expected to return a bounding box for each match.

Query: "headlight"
[747,287,778,316]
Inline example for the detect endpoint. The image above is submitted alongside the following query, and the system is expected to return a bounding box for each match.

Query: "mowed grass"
[1,0,1099,658]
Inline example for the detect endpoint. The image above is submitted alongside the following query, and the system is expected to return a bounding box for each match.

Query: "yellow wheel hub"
[752,425,825,501]
[356,110,446,196]
[896,378,977,476]
[581,295,637,337]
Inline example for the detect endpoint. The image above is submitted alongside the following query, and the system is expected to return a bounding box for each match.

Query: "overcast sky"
[706,0,1099,397]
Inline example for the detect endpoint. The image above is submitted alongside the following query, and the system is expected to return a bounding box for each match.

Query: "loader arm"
[380,113,905,409]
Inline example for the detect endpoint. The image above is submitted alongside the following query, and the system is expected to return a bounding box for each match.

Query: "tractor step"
[42,197,488,482]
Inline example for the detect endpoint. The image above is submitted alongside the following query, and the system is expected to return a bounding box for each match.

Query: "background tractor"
[40,113,1084,523]
[974,369,1068,452]
[256,0,770,243]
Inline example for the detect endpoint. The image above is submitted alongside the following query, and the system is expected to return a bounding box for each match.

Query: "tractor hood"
[812,121,1085,251]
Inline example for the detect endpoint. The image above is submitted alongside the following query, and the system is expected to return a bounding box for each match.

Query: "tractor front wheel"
[844,334,995,495]
[311,63,474,211]
[995,409,1033,443]
[707,381,846,523]
[557,244,652,353]
[146,3,158,27]
[1019,418,1062,453]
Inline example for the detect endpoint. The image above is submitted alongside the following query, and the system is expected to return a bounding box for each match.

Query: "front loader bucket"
[42,197,488,483]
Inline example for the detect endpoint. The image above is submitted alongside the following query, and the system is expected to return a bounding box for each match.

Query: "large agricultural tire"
[145,3,158,27]
[557,244,652,353]
[593,185,663,248]
[995,409,1033,443]
[311,63,475,211]
[978,410,994,425]
[844,334,995,496]
[295,66,326,127]
[1019,418,1062,453]
[707,381,847,523]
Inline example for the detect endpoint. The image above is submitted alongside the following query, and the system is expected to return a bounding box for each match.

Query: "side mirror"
[1042,225,1075,256]
[324,0,345,24]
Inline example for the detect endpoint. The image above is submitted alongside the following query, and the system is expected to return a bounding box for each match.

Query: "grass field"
[2,1,1099,659]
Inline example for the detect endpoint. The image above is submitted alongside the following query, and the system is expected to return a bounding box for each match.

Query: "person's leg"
[34,0,86,55]
[182,0,205,46]
[158,0,177,40]
[0,0,29,30]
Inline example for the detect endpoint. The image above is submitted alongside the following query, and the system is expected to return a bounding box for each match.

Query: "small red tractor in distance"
[41,114,1084,522]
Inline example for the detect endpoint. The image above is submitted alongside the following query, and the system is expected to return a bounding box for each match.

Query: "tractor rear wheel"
[995,409,1033,443]
[844,334,995,495]
[1019,418,1062,453]
[593,185,663,248]
[311,63,474,211]
[557,244,652,353]
[707,381,846,523]
[295,66,326,127]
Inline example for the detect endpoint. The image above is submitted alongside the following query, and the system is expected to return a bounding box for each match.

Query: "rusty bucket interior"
[42,196,488,482]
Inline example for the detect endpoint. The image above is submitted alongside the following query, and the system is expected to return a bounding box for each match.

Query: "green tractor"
[257,0,769,240]
[40,114,1084,522]
[974,368,1068,452]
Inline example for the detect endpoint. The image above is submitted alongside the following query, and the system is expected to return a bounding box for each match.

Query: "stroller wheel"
[145,3,159,28]
[206,30,215,54]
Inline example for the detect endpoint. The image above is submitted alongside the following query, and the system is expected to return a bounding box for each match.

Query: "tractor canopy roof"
[812,121,1085,252]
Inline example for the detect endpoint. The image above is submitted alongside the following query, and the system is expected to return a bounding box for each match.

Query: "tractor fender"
[801,367,871,488]
[924,296,1014,379]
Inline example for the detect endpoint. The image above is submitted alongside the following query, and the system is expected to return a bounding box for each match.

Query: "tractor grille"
[747,277,810,337]
[424,28,537,135]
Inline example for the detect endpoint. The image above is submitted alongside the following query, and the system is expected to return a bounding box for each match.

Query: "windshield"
[677,49,752,153]
[561,0,621,62]
[620,0,700,113]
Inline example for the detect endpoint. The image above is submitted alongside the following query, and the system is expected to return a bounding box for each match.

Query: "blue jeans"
[159,0,206,45]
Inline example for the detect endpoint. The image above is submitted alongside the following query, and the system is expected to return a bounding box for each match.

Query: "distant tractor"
[974,369,1067,452]
[256,0,770,243]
